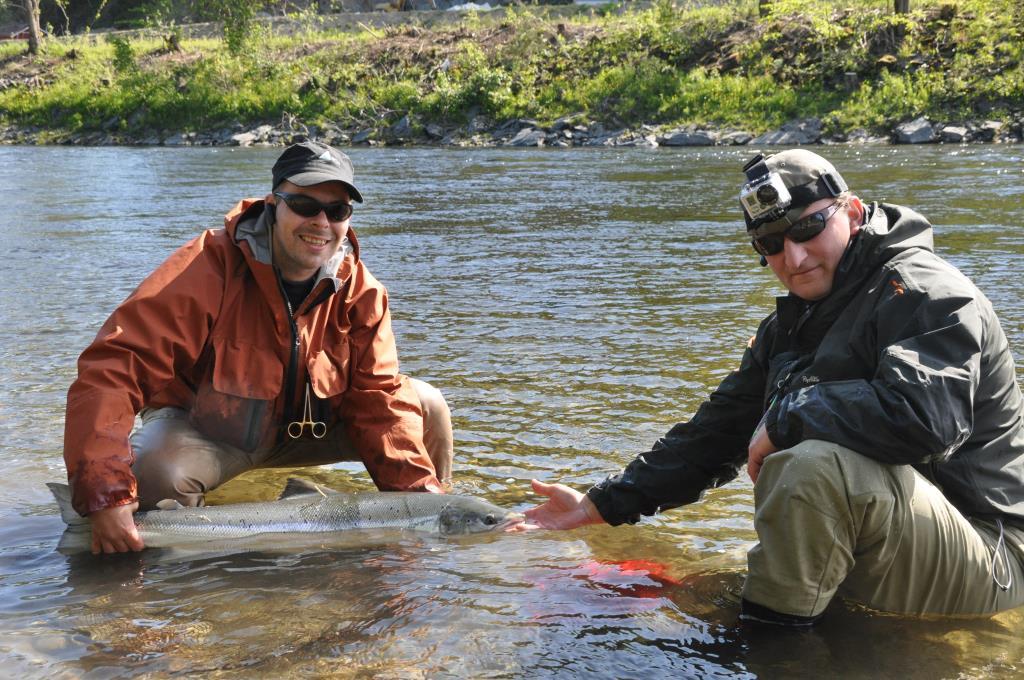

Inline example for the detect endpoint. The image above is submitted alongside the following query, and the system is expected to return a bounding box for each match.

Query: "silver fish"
[49,478,522,550]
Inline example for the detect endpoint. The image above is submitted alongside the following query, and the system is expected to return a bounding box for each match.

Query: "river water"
[1,144,1022,678]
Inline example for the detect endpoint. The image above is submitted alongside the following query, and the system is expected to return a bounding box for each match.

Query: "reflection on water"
[0,145,1022,677]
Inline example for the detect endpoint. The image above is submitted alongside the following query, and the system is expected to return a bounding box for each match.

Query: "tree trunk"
[894,0,910,13]
[20,0,43,55]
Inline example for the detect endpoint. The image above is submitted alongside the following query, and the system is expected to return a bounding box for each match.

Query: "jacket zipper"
[789,301,816,339]
[278,277,301,440]
[277,276,334,440]
[765,370,793,410]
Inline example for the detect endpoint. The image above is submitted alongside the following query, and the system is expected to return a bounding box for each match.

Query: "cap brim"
[285,171,363,203]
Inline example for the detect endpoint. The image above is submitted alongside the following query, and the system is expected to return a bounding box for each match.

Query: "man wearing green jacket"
[520,149,1024,624]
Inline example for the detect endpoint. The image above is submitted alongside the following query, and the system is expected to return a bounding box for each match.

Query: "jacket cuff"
[586,485,640,527]
[764,398,798,451]
[69,457,139,516]
[73,486,138,517]
[422,477,445,494]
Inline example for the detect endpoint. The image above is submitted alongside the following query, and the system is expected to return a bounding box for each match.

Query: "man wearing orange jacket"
[63,141,452,554]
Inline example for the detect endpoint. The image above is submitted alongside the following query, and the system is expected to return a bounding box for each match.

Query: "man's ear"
[847,196,865,235]
[263,193,277,227]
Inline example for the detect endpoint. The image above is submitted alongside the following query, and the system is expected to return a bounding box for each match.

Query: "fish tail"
[46,483,89,528]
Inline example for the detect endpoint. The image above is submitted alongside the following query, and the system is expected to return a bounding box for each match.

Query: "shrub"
[107,35,135,73]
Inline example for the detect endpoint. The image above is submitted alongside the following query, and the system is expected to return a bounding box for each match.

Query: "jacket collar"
[774,202,934,341]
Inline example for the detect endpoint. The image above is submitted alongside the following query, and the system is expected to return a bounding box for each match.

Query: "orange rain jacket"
[63,199,441,516]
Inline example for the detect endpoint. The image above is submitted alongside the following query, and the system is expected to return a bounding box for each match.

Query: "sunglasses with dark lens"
[751,201,844,257]
[273,192,353,222]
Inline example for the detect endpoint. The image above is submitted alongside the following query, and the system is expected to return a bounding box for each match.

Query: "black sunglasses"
[751,201,844,257]
[273,191,353,222]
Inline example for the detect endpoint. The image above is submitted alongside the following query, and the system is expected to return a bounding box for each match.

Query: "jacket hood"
[813,202,935,304]
[855,202,934,267]
[774,202,936,339]
[223,198,359,286]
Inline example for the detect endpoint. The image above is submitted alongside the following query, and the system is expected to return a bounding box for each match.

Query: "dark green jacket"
[589,203,1024,526]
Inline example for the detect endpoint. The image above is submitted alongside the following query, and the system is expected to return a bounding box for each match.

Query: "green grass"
[0,0,1020,138]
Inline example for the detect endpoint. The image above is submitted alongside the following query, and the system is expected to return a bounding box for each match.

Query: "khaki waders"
[743,440,1024,618]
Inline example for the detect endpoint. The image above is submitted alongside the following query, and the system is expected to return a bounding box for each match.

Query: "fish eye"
[484,514,497,525]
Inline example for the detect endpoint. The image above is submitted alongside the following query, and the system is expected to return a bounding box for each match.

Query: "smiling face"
[266,180,351,282]
[764,196,863,301]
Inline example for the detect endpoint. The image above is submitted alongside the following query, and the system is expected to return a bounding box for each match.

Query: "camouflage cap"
[743,149,848,232]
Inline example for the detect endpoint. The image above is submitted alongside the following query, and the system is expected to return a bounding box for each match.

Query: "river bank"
[0,108,1020,147]
[1,0,1021,148]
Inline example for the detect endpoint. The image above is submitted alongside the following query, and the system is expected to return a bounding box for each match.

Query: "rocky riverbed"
[3,110,1021,148]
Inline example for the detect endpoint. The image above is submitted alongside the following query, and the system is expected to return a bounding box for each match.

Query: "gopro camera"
[740,154,791,223]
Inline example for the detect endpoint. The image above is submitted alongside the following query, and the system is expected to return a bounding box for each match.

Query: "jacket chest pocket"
[306,343,351,421]
[190,337,284,452]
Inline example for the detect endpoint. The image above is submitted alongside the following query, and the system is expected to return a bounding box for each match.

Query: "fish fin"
[46,482,89,527]
[279,477,334,499]
[55,529,93,552]
[155,499,186,511]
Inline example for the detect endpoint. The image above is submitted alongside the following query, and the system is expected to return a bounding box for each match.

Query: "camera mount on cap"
[740,154,792,224]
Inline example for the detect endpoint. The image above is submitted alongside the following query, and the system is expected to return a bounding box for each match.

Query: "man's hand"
[747,424,780,484]
[511,480,607,532]
[89,503,144,554]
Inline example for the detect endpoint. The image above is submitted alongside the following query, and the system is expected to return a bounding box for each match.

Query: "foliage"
[423,41,520,121]
[118,0,177,29]
[0,0,1020,137]
[0,41,21,60]
[204,0,265,56]
[106,34,136,73]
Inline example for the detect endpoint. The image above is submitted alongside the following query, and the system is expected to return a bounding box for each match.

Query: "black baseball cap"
[271,141,363,203]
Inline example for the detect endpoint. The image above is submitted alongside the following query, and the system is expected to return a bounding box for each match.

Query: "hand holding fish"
[513,480,606,532]
[89,502,144,554]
